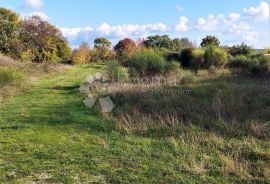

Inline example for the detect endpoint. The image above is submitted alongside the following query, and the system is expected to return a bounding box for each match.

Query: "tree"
[19,16,71,63]
[94,38,112,49]
[91,38,113,61]
[229,43,253,56]
[172,38,181,52]
[0,8,21,55]
[144,35,173,50]
[200,36,220,47]
[114,38,136,55]
[72,42,90,64]
[180,38,194,48]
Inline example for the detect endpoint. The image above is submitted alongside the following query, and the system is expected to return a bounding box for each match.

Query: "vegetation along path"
[0,64,269,183]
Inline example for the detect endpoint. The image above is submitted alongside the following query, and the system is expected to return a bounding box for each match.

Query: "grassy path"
[0,64,268,183]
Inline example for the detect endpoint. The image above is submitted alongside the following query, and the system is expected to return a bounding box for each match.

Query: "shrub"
[0,66,25,86]
[229,43,253,56]
[204,46,228,68]
[228,54,270,75]
[129,49,166,76]
[191,48,205,73]
[164,61,180,73]
[179,48,194,68]
[105,60,127,81]
[228,55,249,69]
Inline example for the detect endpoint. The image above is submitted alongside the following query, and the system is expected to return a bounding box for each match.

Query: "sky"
[0,0,269,49]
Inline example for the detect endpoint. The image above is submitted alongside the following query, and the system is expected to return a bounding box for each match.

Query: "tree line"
[1,7,269,71]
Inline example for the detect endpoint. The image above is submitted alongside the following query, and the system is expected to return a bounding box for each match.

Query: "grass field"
[0,64,269,183]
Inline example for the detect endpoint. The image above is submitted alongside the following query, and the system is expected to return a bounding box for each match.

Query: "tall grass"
[0,66,25,86]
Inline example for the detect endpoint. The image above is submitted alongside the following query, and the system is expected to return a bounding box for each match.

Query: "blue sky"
[1,0,269,48]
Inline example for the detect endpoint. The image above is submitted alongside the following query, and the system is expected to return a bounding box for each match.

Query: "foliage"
[204,46,228,68]
[144,35,194,52]
[179,48,194,68]
[144,35,173,50]
[114,38,137,55]
[94,37,112,49]
[105,60,127,81]
[228,54,269,75]
[89,38,114,62]
[229,43,253,56]
[71,42,90,64]
[0,8,21,56]
[180,38,194,48]
[0,66,25,86]
[129,49,166,75]
[164,61,180,73]
[19,16,71,63]
[200,35,220,47]
[191,48,205,73]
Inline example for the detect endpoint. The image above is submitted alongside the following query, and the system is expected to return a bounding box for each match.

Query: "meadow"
[0,7,270,183]
[0,58,269,183]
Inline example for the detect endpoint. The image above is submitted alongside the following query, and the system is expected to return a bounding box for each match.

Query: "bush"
[105,60,127,81]
[191,48,205,73]
[229,43,253,57]
[228,55,249,69]
[0,66,25,86]
[129,49,166,76]
[164,61,180,73]
[204,46,228,68]
[179,48,194,68]
[228,54,270,75]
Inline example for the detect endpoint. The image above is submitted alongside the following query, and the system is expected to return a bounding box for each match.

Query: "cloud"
[25,0,43,9]
[176,5,184,12]
[60,27,94,40]
[21,11,49,20]
[96,22,169,38]
[175,16,189,31]
[223,13,241,25]
[195,14,218,31]
[243,1,269,20]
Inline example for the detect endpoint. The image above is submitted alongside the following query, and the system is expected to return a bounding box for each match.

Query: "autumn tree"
[114,38,137,55]
[0,8,22,56]
[200,36,220,47]
[19,16,71,63]
[72,42,90,64]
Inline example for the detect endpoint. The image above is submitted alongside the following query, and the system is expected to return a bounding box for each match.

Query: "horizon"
[0,0,269,49]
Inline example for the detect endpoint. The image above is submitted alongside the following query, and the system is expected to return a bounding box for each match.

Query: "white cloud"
[228,13,241,22]
[176,5,184,12]
[243,1,269,20]
[25,0,43,9]
[60,27,94,40]
[223,13,241,25]
[21,11,49,20]
[195,14,218,31]
[175,16,189,31]
[96,22,169,38]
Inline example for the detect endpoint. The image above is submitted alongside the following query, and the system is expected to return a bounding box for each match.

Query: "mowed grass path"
[0,64,269,183]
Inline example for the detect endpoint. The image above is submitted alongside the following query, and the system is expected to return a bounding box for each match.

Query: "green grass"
[0,66,25,86]
[0,64,269,183]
